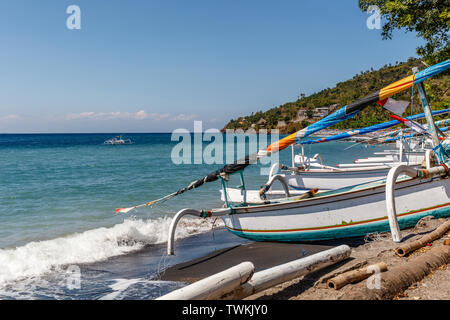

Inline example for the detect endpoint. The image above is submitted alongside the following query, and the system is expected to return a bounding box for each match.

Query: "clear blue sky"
[0,0,423,133]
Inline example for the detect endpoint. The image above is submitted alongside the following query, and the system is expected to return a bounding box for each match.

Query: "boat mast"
[413,67,442,147]
[413,67,447,163]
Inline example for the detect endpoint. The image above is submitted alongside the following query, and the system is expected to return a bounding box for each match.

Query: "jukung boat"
[116,59,450,251]
[104,135,134,145]
[220,173,450,242]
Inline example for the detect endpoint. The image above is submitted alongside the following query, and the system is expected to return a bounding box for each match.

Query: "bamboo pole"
[157,246,351,300]
[385,165,419,242]
[156,262,254,300]
[167,207,231,255]
[394,219,450,257]
[327,262,388,290]
[222,245,351,300]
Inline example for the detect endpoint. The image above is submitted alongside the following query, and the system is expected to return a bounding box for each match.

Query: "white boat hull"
[220,188,308,204]
[222,164,421,204]
[352,153,424,165]
[285,166,409,190]
[221,176,450,241]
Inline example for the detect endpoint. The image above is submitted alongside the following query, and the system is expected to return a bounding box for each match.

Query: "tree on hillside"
[359,0,450,63]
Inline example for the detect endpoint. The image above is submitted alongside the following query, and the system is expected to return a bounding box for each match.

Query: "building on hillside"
[313,107,330,118]
[276,120,287,128]
[295,109,308,122]
[257,118,267,127]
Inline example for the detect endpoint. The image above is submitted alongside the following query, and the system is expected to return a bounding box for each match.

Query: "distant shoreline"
[0,129,353,135]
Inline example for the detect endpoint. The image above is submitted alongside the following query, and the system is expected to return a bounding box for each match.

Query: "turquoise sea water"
[0,133,389,299]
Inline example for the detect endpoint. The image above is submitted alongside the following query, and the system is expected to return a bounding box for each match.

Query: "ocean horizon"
[0,133,390,299]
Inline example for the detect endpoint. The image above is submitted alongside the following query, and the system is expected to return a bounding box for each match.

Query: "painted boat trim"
[226,202,450,233]
[225,205,450,241]
[230,175,421,214]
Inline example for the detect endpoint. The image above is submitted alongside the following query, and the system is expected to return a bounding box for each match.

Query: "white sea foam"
[98,278,185,300]
[99,278,146,300]
[0,217,222,288]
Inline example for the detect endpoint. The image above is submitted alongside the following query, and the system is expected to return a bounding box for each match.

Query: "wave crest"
[0,216,222,287]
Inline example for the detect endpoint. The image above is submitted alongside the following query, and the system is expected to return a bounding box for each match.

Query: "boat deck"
[235,174,414,207]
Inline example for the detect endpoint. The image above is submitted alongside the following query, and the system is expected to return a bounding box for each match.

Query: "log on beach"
[327,262,388,290]
[223,245,351,300]
[341,245,450,300]
[394,219,450,257]
[156,262,255,300]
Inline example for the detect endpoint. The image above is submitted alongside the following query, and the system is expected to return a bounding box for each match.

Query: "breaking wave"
[0,216,222,287]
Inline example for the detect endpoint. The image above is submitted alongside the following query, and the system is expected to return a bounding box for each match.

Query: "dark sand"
[252,217,449,300]
[159,242,334,283]
[158,217,449,300]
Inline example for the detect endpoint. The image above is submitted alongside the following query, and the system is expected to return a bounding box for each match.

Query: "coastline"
[309,128,393,138]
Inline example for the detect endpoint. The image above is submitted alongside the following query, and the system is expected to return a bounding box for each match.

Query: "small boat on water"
[116,59,450,249]
[103,135,134,145]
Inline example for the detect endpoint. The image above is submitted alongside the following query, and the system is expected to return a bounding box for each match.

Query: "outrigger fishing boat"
[116,59,450,251]
[103,135,134,145]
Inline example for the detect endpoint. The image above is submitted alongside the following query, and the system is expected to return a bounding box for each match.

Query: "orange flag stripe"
[267,132,297,152]
[379,74,415,101]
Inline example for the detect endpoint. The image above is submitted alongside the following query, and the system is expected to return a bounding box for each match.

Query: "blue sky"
[0,0,424,133]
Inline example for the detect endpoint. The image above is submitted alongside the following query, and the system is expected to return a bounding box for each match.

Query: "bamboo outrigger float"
[157,245,351,300]
[115,59,450,254]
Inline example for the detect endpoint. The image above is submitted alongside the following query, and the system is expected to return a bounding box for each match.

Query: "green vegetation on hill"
[223,58,450,134]
[358,0,450,64]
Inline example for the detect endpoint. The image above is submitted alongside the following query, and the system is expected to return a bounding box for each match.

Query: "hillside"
[223,58,450,134]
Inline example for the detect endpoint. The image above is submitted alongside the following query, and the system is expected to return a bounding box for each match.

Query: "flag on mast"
[298,109,450,145]
[267,59,450,153]
[389,115,427,134]
[377,98,410,116]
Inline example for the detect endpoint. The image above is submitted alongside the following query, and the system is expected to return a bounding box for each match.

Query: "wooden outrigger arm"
[167,208,231,255]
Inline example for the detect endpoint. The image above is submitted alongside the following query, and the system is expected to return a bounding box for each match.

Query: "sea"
[0,133,391,299]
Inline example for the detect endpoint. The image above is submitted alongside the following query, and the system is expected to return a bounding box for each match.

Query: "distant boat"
[103,135,134,145]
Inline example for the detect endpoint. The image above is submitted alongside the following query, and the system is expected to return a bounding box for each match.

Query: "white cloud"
[0,114,21,121]
[171,113,197,121]
[146,112,170,121]
[65,110,171,121]
[66,112,97,120]
[134,110,148,120]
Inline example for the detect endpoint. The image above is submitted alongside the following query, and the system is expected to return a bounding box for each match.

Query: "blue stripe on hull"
[226,206,450,242]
